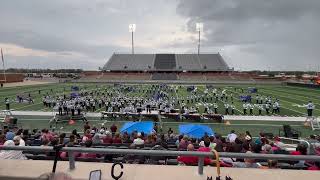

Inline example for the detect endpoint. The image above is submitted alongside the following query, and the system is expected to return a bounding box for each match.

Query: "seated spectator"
[80,140,97,158]
[133,133,144,145]
[178,135,189,150]
[308,161,320,171]
[227,130,237,143]
[245,131,252,142]
[209,136,217,151]
[145,134,155,145]
[83,122,90,133]
[82,129,92,143]
[102,132,113,144]
[291,144,307,155]
[67,134,77,147]
[5,132,15,141]
[110,124,117,135]
[122,132,133,144]
[0,134,6,145]
[177,144,198,165]
[113,133,122,144]
[197,139,213,165]
[92,133,102,145]
[58,133,66,145]
[0,140,27,159]
[255,133,265,145]
[13,136,25,146]
[124,144,145,164]
[273,136,285,150]
[71,129,81,140]
[228,138,243,153]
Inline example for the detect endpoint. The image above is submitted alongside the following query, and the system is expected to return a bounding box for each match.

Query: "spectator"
[255,133,265,145]
[145,134,155,145]
[245,131,252,142]
[291,144,307,155]
[83,122,90,133]
[5,131,15,141]
[82,129,92,143]
[58,133,66,145]
[67,134,78,147]
[13,136,25,146]
[273,136,285,150]
[228,138,243,153]
[110,124,117,135]
[102,132,113,144]
[197,139,213,165]
[92,133,102,145]
[0,140,27,159]
[178,135,189,150]
[227,130,237,143]
[113,133,122,144]
[0,134,6,145]
[133,133,144,145]
[167,128,173,135]
[308,161,320,171]
[71,129,81,139]
[177,144,198,165]
[80,140,97,158]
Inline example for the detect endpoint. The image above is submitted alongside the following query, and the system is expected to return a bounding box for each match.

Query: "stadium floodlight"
[196,23,203,54]
[129,24,136,54]
[129,24,136,32]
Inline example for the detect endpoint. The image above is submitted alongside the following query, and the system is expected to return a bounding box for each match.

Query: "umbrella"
[120,121,154,135]
[179,124,214,139]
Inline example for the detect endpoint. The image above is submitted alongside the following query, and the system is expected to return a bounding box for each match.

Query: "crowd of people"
[1,122,320,170]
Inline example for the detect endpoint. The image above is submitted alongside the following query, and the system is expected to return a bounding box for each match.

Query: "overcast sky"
[0,0,319,71]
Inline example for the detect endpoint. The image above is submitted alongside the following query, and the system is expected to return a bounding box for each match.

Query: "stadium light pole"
[1,48,7,83]
[196,23,203,55]
[129,24,136,54]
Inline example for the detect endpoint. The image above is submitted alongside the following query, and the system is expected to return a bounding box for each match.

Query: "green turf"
[1,82,319,137]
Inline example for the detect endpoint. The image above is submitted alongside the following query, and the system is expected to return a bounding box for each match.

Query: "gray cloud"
[177,0,320,70]
[1,0,319,71]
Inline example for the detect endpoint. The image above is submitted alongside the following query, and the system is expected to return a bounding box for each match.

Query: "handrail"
[1,146,320,175]
[279,137,311,154]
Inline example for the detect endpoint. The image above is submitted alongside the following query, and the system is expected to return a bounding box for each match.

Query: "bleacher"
[198,54,229,71]
[176,54,202,70]
[103,54,155,71]
[153,54,176,70]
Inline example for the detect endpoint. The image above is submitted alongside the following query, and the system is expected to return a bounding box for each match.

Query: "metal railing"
[1,146,320,175]
[279,137,311,154]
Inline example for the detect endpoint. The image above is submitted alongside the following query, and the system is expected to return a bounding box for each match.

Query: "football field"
[1,82,319,137]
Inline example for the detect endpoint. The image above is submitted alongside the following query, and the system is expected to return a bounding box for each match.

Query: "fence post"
[198,157,204,175]
[68,151,75,170]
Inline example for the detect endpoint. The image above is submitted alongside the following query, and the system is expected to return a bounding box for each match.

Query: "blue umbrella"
[120,121,154,135]
[179,124,214,139]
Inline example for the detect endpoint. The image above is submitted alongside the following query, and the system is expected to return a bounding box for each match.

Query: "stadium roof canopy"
[103,53,230,72]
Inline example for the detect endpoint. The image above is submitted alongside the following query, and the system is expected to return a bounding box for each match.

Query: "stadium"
[1,2,320,180]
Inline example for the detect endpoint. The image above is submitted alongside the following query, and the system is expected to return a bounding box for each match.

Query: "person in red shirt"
[177,144,198,165]
[110,124,117,135]
[308,162,320,171]
[112,132,122,144]
[102,132,113,144]
[290,144,307,155]
[83,122,90,133]
[80,140,97,158]
[197,139,213,165]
